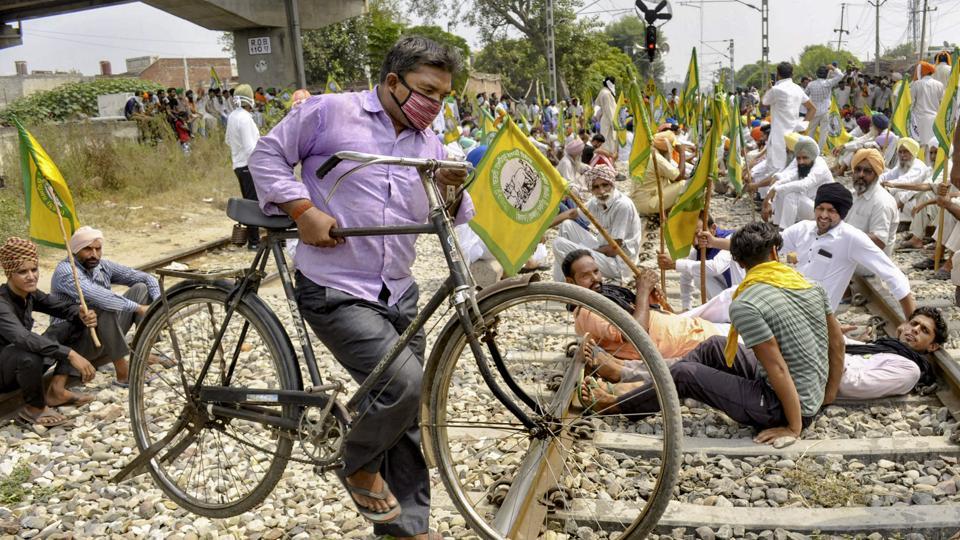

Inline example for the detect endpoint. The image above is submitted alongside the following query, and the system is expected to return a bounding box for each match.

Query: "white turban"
[69,226,103,254]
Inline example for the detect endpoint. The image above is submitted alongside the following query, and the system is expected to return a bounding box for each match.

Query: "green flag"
[681,48,700,128]
[891,75,913,139]
[664,98,721,260]
[627,81,654,182]
[933,49,960,154]
[726,96,745,194]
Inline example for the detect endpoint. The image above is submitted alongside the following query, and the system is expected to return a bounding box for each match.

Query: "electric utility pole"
[867,0,887,76]
[834,3,849,52]
[546,0,558,101]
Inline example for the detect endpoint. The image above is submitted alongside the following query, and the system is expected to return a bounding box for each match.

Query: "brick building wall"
[137,58,232,90]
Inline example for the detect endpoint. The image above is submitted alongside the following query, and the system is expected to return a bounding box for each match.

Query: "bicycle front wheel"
[128,285,298,518]
[425,281,682,539]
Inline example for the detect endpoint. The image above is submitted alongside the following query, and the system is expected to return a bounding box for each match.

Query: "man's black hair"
[379,35,463,83]
[581,145,595,165]
[561,249,594,278]
[776,62,794,79]
[730,222,782,269]
[910,306,948,345]
[591,133,606,144]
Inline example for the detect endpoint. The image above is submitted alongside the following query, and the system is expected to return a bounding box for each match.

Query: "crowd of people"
[2,34,960,540]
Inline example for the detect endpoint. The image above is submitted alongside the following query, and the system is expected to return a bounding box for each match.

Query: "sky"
[2,0,960,85]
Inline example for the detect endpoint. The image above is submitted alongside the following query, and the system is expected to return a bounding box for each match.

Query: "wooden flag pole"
[46,184,100,349]
[700,175,715,304]
[651,150,668,295]
[935,156,950,272]
[567,191,674,313]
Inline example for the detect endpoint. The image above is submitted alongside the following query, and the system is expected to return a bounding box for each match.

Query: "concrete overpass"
[1,0,367,87]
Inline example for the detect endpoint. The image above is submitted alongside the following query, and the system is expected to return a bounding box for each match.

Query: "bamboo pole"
[46,183,100,348]
[935,155,950,272]
[567,191,674,313]
[652,150,668,295]
[700,176,714,304]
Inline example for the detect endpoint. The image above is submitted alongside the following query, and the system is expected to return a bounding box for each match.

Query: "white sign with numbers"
[248,37,272,55]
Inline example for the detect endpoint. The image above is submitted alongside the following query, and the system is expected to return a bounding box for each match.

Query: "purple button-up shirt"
[248,88,474,305]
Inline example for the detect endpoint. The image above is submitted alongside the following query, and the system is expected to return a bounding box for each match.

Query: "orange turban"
[852,148,885,176]
[919,61,935,76]
[653,131,676,152]
[750,126,763,142]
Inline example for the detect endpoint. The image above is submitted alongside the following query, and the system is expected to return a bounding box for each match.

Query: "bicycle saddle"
[226,198,295,230]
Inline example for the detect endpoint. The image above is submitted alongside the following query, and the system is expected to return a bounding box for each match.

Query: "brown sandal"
[18,408,70,427]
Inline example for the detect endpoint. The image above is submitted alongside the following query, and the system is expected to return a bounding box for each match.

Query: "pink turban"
[291,89,311,108]
[584,164,617,186]
[565,139,585,156]
[69,226,103,254]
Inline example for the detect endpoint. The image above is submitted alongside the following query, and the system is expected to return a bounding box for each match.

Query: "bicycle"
[116,150,683,539]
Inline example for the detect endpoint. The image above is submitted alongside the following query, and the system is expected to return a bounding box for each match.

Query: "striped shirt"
[50,259,160,314]
[729,283,831,417]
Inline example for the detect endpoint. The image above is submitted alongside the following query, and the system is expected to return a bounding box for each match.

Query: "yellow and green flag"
[891,76,913,139]
[933,48,960,157]
[726,96,745,194]
[582,92,594,128]
[825,95,852,152]
[443,100,459,145]
[325,75,342,94]
[209,66,223,90]
[627,81,654,182]
[15,118,80,248]
[468,117,568,275]
[681,48,700,127]
[664,98,721,260]
[613,92,629,146]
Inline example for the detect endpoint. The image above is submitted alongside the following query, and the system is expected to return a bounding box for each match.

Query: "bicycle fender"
[420,273,540,468]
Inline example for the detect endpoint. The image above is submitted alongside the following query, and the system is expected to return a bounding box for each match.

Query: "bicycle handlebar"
[315,151,471,179]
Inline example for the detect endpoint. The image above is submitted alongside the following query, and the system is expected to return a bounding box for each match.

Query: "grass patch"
[783,459,866,507]
[0,461,55,505]
[0,121,237,241]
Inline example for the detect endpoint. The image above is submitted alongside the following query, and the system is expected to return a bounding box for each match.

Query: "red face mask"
[390,76,442,131]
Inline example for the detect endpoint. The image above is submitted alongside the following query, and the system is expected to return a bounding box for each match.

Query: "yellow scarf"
[724,261,813,366]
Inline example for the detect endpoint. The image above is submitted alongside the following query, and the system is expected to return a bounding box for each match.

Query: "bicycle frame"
[189,152,542,436]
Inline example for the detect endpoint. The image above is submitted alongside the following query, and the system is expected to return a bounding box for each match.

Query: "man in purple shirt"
[249,37,471,539]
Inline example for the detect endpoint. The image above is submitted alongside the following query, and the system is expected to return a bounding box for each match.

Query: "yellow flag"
[15,119,80,248]
[613,92,628,146]
[825,95,852,152]
[727,96,745,194]
[209,66,223,90]
[663,98,720,260]
[627,82,654,182]
[891,76,913,139]
[325,75,342,94]
[443,101,459,145]
[934,48,960,152]
[468,118,568,275]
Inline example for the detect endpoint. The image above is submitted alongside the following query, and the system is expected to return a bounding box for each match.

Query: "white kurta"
[595,87,618,155]
[770,156,835,228]
[911,76,945,145]
[762,78,809,169]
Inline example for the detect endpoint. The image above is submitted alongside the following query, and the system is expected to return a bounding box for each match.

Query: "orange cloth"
[919,61,936,76]
[574,307,722,360]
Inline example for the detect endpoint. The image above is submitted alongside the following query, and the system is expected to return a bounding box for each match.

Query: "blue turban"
[871,113,889,131]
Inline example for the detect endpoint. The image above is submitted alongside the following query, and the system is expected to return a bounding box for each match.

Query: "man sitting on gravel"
[50,227,162,388]
[562,250,726,385]
[0,237,98,427]
[551,164,642,285]
[760,136,835,230]
[580,222,846,445]
[781,183,917,318]
[846,148,900,256]
[879,138,934,251]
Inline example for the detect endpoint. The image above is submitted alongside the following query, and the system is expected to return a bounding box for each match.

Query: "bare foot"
[345,469,398,515]
[114,358,129,385]
[581,336,624,383]
[610,379,648,397]
[44,390,94,407]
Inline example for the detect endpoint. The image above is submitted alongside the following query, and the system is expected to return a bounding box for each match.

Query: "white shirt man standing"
[911,62,945,147]
[805,65,844,151]
[224,83,262,249]
[763,62,816,170]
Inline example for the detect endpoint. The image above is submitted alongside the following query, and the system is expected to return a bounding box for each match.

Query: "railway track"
[465,274,960,539]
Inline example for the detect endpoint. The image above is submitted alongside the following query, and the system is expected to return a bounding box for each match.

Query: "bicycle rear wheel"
[128,285,298,517]
[424,281,682,539]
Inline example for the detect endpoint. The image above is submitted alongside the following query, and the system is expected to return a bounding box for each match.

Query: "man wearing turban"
[557,137,587,197]
[780,183,916,317]
[911,61,945,147]
[846,148,901,256]
[0,237,98,427]
[879,138,934,250]
[834,113,888,176]
[50,227,161,388]
[552,164,642,284]
[631,130,685,216]
[762,136,835,229]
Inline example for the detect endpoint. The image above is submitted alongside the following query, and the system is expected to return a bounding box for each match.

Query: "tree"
[881,42,916,61]
[796,44,862,79]
[735,61,769,90]
[406,0,586,97]
[473,38,544,98]
[602,16,669,84]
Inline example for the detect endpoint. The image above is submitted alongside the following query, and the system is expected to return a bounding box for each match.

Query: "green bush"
[0,78,163,126]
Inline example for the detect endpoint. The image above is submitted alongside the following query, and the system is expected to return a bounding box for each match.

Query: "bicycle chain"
[216,422,343,468]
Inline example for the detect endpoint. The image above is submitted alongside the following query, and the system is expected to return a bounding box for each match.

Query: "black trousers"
[0,322,82,408]
[233,166,260,246]
[616,335,814,430]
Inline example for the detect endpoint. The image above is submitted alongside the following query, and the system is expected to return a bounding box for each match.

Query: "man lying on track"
[580,222,846,445]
